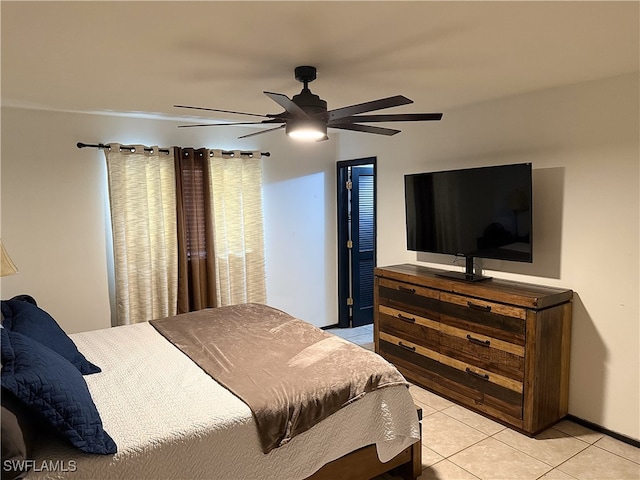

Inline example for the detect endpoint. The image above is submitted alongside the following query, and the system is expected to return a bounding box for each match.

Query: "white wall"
[1,109,113,332]
[338,73,640,440]
[1,73,638,440]
[261,138,340,326]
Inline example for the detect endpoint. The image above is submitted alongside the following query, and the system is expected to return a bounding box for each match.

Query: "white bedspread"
[26,322,420,480]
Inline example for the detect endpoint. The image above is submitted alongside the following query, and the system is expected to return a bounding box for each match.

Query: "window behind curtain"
[181,160,206,261]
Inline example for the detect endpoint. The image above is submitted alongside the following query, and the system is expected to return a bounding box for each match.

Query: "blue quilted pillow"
[1,300,100,375]
[1,328,117,455]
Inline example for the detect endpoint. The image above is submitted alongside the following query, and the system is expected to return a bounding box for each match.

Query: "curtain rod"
[76,142,270,157]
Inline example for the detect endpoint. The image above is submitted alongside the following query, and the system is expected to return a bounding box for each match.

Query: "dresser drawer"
[439,292,526,345]
[377,278,440,320]
[378,305,439,351]
[439,323,525,382]
[434,352,523,421]
[379,331,438,361]
[379,335,523,421]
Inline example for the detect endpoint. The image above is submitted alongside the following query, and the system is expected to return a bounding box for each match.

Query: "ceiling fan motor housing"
[293,89,327,117]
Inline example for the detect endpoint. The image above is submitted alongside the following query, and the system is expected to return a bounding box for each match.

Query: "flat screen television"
[405,163,532,281]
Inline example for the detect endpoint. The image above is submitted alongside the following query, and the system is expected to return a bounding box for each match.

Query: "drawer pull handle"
[466,368,490,381]
[398,341,416,352]
[466,335,491,347]
[398,314,416,323]
[398,286,416,294]
[467,302,491,312]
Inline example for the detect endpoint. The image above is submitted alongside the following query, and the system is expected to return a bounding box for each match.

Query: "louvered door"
[351,165,375,326]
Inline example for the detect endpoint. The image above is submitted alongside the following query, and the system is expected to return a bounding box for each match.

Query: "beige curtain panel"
[105,144,178,326]
[209,150,266,306]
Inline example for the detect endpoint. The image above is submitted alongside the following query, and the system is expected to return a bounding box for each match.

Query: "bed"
[1,300,421,480]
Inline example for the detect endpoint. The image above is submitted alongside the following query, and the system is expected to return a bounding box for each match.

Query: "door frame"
[337,157,377,328]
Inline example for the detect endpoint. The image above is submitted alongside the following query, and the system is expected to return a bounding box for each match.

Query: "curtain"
[105,144,265,324]
[175,148,217,313]
[105,144,178,325]
[209,150,266,306]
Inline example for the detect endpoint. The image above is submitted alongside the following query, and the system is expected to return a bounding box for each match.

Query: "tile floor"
[326,324,640,480]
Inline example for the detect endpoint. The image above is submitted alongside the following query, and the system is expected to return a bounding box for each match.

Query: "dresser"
[374,264,573,435]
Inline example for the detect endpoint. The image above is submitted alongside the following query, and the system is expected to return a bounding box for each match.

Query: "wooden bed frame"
[307,406,422,480]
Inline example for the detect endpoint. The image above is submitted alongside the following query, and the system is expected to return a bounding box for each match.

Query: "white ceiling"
[2,1,638,125]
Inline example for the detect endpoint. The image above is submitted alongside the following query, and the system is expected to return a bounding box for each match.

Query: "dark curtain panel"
[174,147,217,313]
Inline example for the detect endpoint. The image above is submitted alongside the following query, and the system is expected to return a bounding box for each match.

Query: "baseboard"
[320,324,339,330]
[566,414,640,448]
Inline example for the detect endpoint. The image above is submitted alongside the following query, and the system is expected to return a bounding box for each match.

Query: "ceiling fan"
[175,66,443,141]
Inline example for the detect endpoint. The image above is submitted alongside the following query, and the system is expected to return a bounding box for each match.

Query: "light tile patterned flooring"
[326,324,640,480]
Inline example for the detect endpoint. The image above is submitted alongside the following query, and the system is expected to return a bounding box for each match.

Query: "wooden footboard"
[306,406,422,480]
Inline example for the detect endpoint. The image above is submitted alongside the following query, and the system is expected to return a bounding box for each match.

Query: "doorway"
[337,158,376,328]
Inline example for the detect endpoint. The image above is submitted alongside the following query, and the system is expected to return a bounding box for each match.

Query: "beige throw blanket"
[150,303,408,453]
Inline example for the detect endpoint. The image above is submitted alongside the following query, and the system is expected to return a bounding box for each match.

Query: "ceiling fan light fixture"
[286,120,327,141]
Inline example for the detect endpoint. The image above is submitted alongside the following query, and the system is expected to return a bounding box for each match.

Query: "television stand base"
[434,256,491,282]
[435,271,492,282]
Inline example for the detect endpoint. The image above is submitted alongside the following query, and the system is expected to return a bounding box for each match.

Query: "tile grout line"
[428,457,482,480]
[486,429,591,469]
[532,466,579,480]
[591,441,640,466]
[438,404,507,437]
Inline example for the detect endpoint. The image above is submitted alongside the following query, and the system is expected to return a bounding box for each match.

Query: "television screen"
[405,163,532,264]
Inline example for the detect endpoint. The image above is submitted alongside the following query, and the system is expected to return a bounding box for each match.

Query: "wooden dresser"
[374,263,573,435]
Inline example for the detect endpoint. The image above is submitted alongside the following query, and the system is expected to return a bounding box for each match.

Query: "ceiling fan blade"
[178,121,280,128]
[237,125,286,139]
[178,118,284,128]
[174,105,269,118]
[264,92,309,119]
[327,95,413,121]
[337,113,443,123]
[330,123,401,136]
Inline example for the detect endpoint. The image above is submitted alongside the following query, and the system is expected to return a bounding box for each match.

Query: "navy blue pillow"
[1,301,12,320]
[1,300,100,375]
[0,328,117,455]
